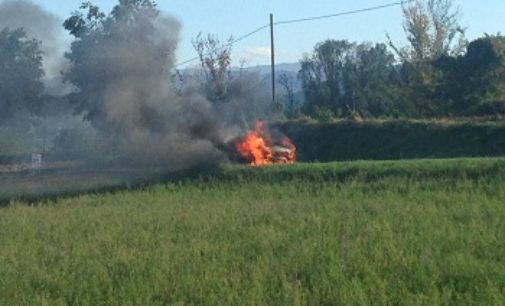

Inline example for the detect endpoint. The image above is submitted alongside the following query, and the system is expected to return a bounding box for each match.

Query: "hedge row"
[276,120,505,162]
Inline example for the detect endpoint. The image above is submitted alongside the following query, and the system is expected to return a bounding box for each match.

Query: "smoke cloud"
[0,1,275,171]
[62,7,233,169]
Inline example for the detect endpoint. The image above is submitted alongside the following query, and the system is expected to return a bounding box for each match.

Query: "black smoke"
[60,4,234,169]
[0,0,275,171]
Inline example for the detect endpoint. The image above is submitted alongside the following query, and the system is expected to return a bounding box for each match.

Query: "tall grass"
[1,158,504,305]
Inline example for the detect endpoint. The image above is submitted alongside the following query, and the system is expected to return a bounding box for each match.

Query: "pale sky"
[19,0,505,67]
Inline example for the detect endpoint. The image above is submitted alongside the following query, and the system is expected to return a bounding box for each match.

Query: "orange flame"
[235,121,296,166]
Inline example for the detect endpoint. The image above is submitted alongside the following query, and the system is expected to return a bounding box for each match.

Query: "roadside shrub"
[312,106,335,123]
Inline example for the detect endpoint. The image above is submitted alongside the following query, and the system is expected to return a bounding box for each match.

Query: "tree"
[462,35,505,105]
[192,32,233,102]
[298,39,354,115]
[389,0,466,63]
[63,0,178,134]
[278,73,295,118]
[0,28,44,121]
[387,0,467,116]
[436,35,505,114]
[299,40,398,117]
[343,43,397,116]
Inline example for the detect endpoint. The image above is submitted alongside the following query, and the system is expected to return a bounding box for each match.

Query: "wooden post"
[270,13,275,105]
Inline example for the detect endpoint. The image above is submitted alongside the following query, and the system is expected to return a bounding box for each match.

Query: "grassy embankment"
[278,119,505,161]
[1,158,504,305]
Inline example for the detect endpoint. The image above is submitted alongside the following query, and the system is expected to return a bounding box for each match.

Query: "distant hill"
[242,62,301,75]
[179,62,300,75]
[240,63,303,94]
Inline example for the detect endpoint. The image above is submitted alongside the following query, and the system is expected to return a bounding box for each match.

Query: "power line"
[174,0,414,68]
[174,24,269,68]
[274,0,414,25]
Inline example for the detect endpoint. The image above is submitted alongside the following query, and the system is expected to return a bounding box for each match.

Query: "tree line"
[296,0,505,119]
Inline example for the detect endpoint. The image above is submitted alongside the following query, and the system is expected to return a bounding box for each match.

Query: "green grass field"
[1,158,505,305]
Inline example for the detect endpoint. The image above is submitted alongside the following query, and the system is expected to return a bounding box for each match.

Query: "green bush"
[312,106,336,123]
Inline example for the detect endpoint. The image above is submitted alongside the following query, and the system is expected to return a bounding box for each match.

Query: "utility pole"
[270,13,276,105]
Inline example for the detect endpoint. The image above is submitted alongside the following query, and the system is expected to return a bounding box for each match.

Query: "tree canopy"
[62,0,179,133]
[0,28,44,122]
[435,35,505,115]
[299,40,397,117]
[192,33,233,103]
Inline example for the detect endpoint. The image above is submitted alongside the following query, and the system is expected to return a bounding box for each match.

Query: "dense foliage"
[299,40,397,117]
[297,0,505,119]
[278,119,505,162]
[0,28,44,121]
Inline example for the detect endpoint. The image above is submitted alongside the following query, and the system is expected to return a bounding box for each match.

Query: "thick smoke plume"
[0,1,274,171]
[0,0,70,95]
[63,6,231,169]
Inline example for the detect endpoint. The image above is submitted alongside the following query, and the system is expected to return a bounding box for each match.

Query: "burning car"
[234,121,296,166]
